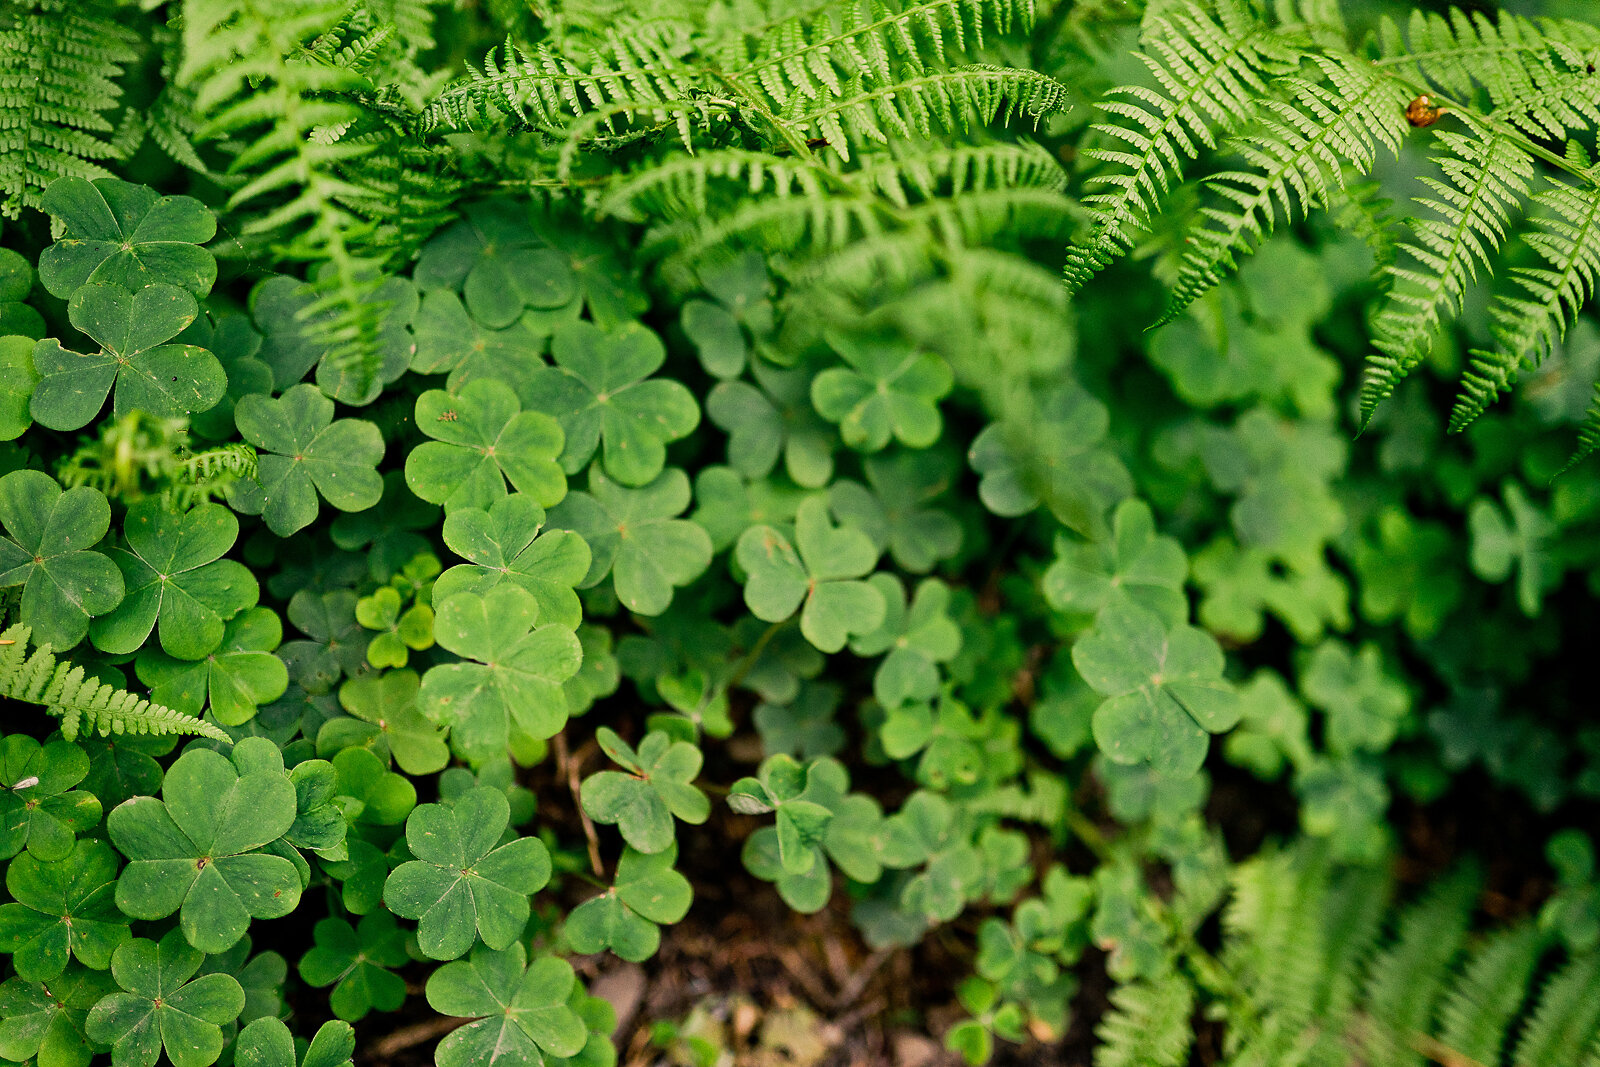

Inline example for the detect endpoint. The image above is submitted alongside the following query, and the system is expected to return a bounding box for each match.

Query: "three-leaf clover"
[332,669,451,775]
[418,584,582,761]
[850,576,962,709]
[1300,641,1410,757]
[31,283,224,430]
[234,1017,356,1067]
[231,384,384,536]
[106,738,301,953]
[706,361,836,487]
[247,274,417,403]
[827,448,963,573]
[735,496,886,653]
[0,471,124,648]
[424,944,588,1067]
[0,840,129,980]
[968,384,1132,536]
[579,728,710,854]
[811,331,952,451]
[410,289,548,394]
[355,586,434,669]
[38,178,217,298]
[84,931,244,1067]
[415,201,579,327]
[1072,599,1240,777]
[1468,482,1556,617]
[729,755,835,878]
[279,590,366,694]
[91,501,256,659]
[297,913,409,1021]
[435,493,591,629]
[383,786,552,960]
[0,736,101,861]
[548,468,713,616]
[1043,498,1188,623]
[0,966,114,1067]
[523,320,699,485]
[329,746,418,827]
[564,845,692,961]
[134,607,289,726]
[406,379,567,511]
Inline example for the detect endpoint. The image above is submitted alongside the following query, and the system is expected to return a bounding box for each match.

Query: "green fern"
[1435,926,1546,1066]
[1093,963,1195,1067]
[1359,123,1536,425]
[0,0,141,217]
[1157,53,1410,325]
[1454,173,1600,434]
[0,623,227,742]
[1063,0,1299,295]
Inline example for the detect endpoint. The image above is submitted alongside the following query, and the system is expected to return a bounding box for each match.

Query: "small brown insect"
[1406,94,1446,128]
[436,410,458,422]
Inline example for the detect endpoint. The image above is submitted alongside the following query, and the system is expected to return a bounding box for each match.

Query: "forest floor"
[346,747,1562,1067]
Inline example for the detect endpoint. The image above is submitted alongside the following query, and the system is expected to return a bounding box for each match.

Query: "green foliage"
[0,2,1596,1065]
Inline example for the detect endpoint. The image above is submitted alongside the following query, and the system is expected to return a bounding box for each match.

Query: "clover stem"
[554,730,605,878]
[723,618,788,692]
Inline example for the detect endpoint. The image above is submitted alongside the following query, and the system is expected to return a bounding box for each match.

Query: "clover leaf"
[1191,539,1349,644]
[406,379,567,512]
[106,738,300,953]
[827,448,963,573]
[565,844,692,962]
[691,465,806,553]
[415,201,579,327]
[548,468,712,616]
[1043,498,1187,623]
[754,682,846,760]
[383,786,553,960]
[186,311,272,441]
[435,493,591,629]
[523,320,698,486]
[706,360,836,487]
[424,943,587,1067]
[968,383,1132,536]
[850,576,962,709]
[881,791,983,923]
[283,757,349,861]
[248,274,416,403]
[0,840,128,980]
[333,669,450,775]
[811,331,952,452]
[1468,482,1557,617]
[279,590,365,694]
[580,728,709,854]
[680,250,773,378]
[38,178,217,298]
[411,289,548,394]
[0,470,124,648]
[0,736,100,861]
[135,607,289,727]
[84,931,244,1067]
[1300,641,1410,756]
[329,746,417,826]
[30,283,224,431]
[235,1018,355,1067]
[355,586,433,669]
[735,496,886,653]
[729,755,834,877]
[297,913,408,1022]
[90,501,255,659]
[231,384,385,536]
[738,758,894,913]
[418,584,582,761]
[0,335,38,441]
[1073,599,1239,777]
[0,966,114,1067]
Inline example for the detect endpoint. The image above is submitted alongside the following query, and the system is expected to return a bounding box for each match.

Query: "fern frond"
[1158,53,1409,324]
[1435,926,1547,1066]
[1452,175,1600,432]
[849,139,1066,206]
[1359,122,1535,425]
[1358,864,1479,1067]
[0,624,228,742]
[1094,964,1195,1067]
[773,65,1069,161]
[1377,10,1600,140]
[1063,0,1299,295]
[1513,953,1600,1067]
[0,0,141,217]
